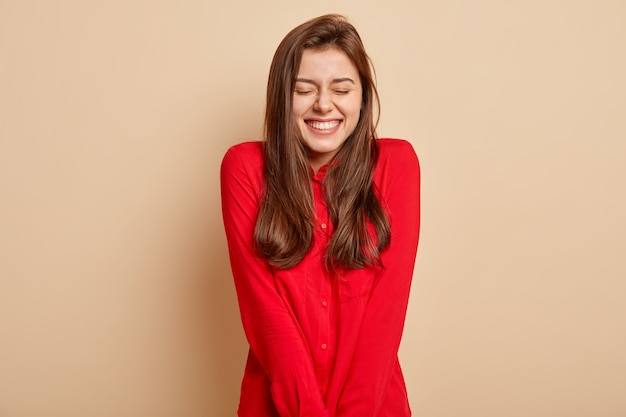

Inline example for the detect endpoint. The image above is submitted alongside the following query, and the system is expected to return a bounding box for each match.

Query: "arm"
[221,145,329,417]
[336,141,420,416]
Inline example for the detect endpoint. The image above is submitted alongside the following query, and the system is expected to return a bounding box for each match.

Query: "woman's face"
[292,47,363,171]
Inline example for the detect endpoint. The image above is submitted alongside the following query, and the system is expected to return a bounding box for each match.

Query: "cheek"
[291,97,311,117]
[342,95,362,116]
[348,101,363,121]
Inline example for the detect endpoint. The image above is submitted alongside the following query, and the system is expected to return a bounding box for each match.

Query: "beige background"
[1,1,625,416]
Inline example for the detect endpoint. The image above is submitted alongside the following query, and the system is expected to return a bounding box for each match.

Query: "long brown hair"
[254,14,390,270]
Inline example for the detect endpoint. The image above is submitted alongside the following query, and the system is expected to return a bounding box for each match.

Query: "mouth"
[305,119,342,133]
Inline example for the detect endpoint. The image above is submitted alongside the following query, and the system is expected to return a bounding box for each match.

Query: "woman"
[221,14,420,417]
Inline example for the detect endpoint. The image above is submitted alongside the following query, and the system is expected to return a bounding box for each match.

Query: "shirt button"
[321,300,328,307]
[321,223,327,229]
[321,344,327,350]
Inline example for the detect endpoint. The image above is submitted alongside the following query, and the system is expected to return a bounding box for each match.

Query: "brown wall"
[1,1,624,416]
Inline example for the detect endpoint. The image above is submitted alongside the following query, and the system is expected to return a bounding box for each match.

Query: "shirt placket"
[312,173,333,396]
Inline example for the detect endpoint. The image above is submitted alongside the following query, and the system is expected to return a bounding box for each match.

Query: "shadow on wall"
[204,218,246,416]
[202,108,259,416]
[175,92,261,416]
[177,152,248,416]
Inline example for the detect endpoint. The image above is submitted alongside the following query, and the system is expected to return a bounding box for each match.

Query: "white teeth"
[307,120,340,130]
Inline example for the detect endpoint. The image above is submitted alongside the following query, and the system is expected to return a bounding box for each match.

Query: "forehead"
[297,47,359,79]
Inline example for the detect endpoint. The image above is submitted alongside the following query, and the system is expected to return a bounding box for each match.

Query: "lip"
[305,119,343,135]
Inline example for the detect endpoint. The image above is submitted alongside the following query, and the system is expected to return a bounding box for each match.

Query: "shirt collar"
[310,163,330,182]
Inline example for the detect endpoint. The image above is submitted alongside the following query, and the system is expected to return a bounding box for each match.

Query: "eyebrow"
[295,77,356,85]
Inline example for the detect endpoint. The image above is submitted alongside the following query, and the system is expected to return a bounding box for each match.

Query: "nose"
[314,90,333,113]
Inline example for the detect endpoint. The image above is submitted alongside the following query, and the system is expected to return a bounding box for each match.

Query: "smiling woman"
[293,48,363,172]
[220,14,420,417]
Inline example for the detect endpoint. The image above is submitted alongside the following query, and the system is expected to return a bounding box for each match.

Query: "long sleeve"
[336,140,420,417]
[220,144,329,417]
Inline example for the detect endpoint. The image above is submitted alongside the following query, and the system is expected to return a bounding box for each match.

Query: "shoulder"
[222,141,263,164]
[220,141,265,191]
[221,141,264,172]
[373,139,420,212]
[375,138,419,170]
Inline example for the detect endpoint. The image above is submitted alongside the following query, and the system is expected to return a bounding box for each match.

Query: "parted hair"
[254,14,390,270]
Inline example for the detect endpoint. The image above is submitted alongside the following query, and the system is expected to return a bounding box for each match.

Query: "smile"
[306,120,341,131]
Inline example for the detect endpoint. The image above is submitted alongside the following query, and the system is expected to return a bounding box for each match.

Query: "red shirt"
[221,139,420,417]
